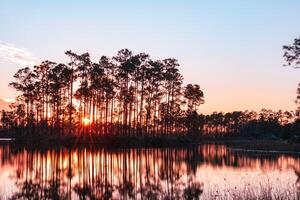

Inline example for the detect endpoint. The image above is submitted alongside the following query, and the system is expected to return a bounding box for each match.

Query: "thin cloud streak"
[0,41,39,66]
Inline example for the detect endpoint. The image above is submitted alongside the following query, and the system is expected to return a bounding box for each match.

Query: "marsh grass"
[203,183,299,200]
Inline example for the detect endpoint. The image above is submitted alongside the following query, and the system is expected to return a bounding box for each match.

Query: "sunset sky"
[0,0,300,114]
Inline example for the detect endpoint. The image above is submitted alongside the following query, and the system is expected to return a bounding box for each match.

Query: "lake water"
[0,143,299,199]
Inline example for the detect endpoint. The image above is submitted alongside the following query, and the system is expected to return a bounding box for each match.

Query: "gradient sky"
[0,0,300,114]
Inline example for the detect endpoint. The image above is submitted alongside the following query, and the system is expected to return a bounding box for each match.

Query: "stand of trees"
[1,49,205,136]
[1,35,300,141]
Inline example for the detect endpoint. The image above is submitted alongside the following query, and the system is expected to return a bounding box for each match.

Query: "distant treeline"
[201,109,300,140]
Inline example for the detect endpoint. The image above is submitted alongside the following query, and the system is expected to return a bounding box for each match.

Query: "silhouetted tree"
[184,84,204,112]
[283,36,300,68]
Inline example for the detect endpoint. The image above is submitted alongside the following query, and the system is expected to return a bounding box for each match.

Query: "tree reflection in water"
[0,144,298,199]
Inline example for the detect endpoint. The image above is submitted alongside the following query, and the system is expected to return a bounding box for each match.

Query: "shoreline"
[0,134,298,153]
[225,140,300,154]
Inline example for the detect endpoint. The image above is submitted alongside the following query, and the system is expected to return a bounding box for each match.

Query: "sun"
[83,117,90,126]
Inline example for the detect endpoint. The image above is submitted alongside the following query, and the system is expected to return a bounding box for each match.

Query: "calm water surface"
[0,143,299,199]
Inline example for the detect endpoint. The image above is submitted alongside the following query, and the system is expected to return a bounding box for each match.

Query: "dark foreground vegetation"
[1,36,300,147]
